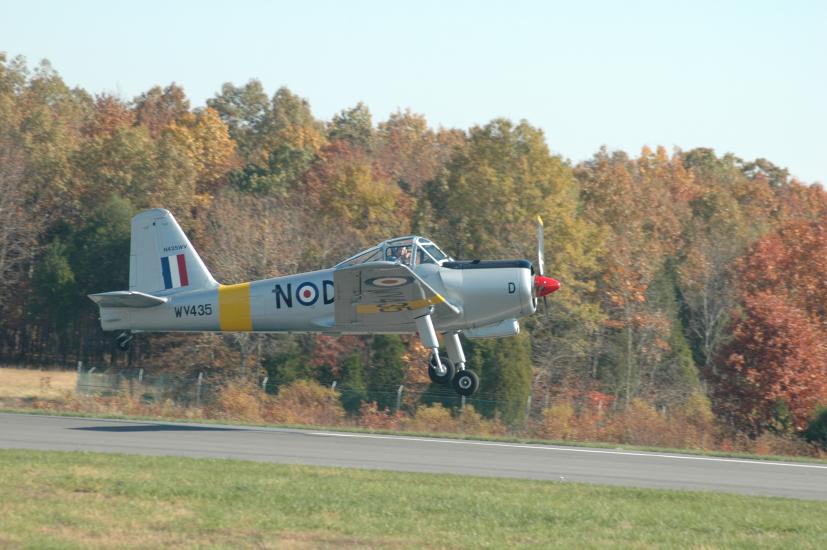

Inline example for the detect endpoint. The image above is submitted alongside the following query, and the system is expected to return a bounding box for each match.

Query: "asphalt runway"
[1,412,826,500]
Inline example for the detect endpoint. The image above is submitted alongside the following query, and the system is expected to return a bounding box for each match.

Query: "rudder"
[129,209,218,294]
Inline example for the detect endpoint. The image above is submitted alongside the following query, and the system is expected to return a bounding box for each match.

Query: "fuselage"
[99,261,537,335]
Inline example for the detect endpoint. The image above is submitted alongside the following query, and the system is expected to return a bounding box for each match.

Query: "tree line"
[2,53,826,442]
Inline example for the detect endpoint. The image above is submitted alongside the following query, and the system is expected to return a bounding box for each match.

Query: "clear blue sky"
[3,0,825,183]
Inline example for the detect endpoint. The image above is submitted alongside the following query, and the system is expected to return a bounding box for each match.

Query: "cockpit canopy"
[335,236,452,268]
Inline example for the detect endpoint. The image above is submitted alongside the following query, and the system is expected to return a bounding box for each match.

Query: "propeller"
[533,215,560,314]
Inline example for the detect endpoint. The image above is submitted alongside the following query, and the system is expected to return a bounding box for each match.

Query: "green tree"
[30,239,79,331]
[367,335,406,410]
[69,197,133,297]
[216,85,324,194]
[329,102,373,151]
[467,333,532,427]
[340,352,368,413]
[262,339,310,390]
[207,80,270,164]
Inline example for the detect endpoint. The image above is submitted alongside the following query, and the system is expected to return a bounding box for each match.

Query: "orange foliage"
[716,292,827,431]
[357,401,405,430]
[715,219,827,432]
[84,94,134,137]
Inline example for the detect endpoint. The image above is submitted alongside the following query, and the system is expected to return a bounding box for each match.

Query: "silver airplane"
[89,209,560,396]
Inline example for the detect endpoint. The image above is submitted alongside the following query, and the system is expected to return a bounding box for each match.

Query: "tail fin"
[129,209,218,294]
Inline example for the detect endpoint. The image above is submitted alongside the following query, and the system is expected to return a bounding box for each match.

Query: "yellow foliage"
[403,404,458,433]
[205,381,264,422]
[538,401,577,440]
[265,380,345,426]
[457,405,506,436]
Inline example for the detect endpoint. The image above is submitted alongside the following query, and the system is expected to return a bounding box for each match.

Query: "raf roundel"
[365,276,415,288]
[295,282,319,306]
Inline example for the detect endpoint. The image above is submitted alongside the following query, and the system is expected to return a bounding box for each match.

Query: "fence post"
[77,361,83,373]
[525,395,532,426]
[461,395,466,411]
[331,381,337,390]
[395,385,404,413]
[138,368,143,383]
[261,376,268,392]
[196,372,203,407]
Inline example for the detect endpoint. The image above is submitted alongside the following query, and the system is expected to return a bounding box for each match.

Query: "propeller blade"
[536,215,544,276]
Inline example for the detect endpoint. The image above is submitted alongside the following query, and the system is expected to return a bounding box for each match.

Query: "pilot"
[398,246,411,264]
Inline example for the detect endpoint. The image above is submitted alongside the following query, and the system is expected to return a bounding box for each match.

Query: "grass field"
[0,367,76,400]
[0,449,825,548]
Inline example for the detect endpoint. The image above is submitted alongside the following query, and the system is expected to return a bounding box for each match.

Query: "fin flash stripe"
[219,283,252,331]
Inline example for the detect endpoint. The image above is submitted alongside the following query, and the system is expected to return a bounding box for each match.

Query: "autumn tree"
[715,292,827,433]
[425,119,603,408]
[0,123,37,311]
[375,110,446,195]
[134,84,190,137]
[714,220,827,432]
[304,140,408,246]
[577,147,695,405]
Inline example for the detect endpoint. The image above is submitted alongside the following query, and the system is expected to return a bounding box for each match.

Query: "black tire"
[115,332,132,352]
[452,369,479,397]
[428,355,455,385]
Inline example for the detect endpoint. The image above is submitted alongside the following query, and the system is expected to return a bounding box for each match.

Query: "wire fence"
[74,364,548,420]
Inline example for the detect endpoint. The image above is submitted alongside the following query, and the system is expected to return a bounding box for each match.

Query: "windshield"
[415,240,450,265]
[423,244,447,261]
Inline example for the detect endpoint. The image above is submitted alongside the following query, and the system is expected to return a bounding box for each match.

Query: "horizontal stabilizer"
[88,291,168,308]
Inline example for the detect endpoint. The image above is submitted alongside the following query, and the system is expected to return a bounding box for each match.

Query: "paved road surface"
[1,412,826,500]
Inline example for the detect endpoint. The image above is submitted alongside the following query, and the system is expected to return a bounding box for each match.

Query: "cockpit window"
[337,247,382,267]
[335,237,449,269]
[386,244,413,265]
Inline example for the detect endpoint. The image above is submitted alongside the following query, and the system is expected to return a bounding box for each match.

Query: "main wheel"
[428,355,455,385]
[452,369,479,397]
[115,332,133,352]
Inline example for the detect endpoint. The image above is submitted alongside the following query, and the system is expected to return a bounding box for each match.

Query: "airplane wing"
[334,262,460,327]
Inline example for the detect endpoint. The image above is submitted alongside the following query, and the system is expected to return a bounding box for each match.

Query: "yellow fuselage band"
[219,283,252,331]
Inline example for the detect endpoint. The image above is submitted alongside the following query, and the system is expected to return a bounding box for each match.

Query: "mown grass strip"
[0,449,825,549]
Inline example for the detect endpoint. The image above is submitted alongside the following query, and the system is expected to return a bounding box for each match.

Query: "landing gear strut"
[415,316,479,397]
[115,331,133,352]
[445,331,479,396]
